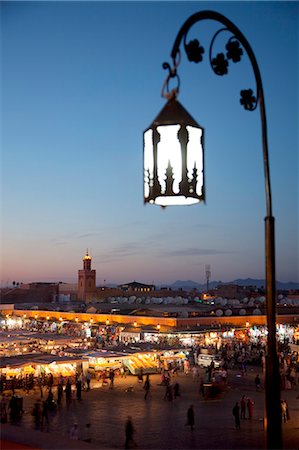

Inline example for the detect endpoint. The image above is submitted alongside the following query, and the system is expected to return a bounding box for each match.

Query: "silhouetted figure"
[144,374,151,400]
[125,416,136,449]
[86,371,91,391]
[8,395,20,422]
[232,402,241,429]
[173,382,180,399]
[76,379,82,400]
[247,397,254,419]
[109,369,115,389]
[57,383,63,405]
[47,373,54,389]
[255,374,261,391]
[240,395,246,419]
[186,405,195,431]
[65,378,72,404]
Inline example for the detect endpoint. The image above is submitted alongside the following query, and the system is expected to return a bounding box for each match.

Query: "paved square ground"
[2,367,299,449]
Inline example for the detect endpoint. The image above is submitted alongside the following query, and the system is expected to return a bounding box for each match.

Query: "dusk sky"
[1,1,298,287]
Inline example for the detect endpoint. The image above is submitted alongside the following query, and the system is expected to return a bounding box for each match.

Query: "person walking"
[186,405,195,431]
[65,378,72,405]
[125,416,136,449]
[109,369,115,389]
[47,373,54,390]
[8,395,19,423]
[143,374,151,400]
[281,400,288,423]
[173,382,180,399]
[86,371,91,391]
[76,378,82,401]
[57,382,63,406]
[240,395,247,419]
[247,397,254,419]
[255,374,261,391]
[232,402,241,429]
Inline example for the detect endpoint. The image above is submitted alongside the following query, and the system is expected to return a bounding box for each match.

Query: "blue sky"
[1,1,298,286]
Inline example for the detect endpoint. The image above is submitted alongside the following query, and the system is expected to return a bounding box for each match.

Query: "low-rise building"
[118,281,155,293]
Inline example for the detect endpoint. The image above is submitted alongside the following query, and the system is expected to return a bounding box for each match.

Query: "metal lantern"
[143,97,205,206]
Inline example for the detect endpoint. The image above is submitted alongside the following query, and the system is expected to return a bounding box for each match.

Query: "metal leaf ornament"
[185,39,205,63]
[226,39,243,63]
[240,89,257,111]
[211,53,229,75]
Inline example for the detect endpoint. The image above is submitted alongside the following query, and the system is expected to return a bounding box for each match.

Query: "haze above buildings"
[1,2,298,287]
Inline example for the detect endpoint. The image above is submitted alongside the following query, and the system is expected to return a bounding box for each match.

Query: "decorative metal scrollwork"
[240,88,257,111]
[162,13,259,111]
[161,56,181,99]
[226,37,243,62]
[184,38,205,63]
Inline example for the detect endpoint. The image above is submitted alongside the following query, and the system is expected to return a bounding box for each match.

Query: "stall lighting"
[75,317,79,322]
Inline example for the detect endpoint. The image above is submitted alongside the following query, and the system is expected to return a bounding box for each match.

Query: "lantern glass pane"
[157,124,181,194]
[186,125,204,196]
[144,129,154,198]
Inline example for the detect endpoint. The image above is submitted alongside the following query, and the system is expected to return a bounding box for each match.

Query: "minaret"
[78,249,96,302]
[205,264,211,292]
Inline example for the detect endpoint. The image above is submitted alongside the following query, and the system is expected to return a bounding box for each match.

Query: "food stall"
[84,351,124,375]
[121,351,160,375]
[159,349,189,369]
[0,354,87,389]
[33,355,87,380]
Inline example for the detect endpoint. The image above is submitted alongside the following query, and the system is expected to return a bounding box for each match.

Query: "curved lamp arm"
[163,10,272,218]
[162,11,280,449]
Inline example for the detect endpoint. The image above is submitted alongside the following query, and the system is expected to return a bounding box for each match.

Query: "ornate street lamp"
[144,10,281,449]
[144,94,205,206]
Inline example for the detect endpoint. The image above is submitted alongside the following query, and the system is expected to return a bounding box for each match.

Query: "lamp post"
[144,10,281,449]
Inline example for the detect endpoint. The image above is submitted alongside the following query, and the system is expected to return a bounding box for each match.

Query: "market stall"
[84,351,124,375]
[121,351,159,375]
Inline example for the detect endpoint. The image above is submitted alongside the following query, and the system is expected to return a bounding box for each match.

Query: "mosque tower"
[77,249,96,302]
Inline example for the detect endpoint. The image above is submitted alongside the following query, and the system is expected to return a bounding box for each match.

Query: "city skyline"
[1,2,298,287]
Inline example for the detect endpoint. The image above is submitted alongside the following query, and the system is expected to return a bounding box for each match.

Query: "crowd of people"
[1,315,299,448]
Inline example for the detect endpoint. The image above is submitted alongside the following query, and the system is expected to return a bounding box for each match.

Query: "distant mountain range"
[166,278,299,291]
